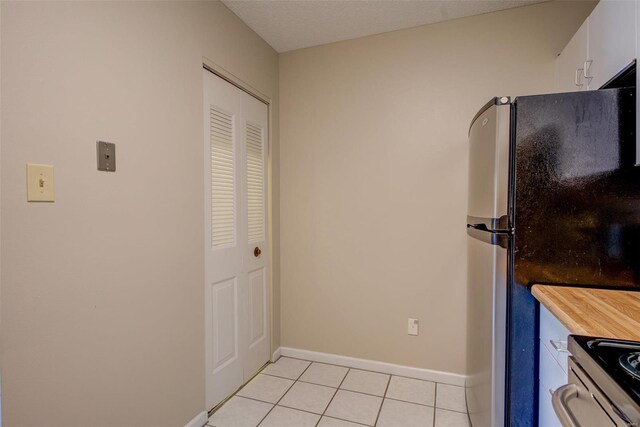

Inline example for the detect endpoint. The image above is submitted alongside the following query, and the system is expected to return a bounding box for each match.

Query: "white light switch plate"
[408,318,419,336]
[27,163,55,202]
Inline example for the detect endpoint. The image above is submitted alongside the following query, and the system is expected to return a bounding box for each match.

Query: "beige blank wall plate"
[27,163,55,202]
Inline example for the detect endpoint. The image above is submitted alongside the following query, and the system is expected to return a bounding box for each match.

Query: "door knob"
[254,247,262,257]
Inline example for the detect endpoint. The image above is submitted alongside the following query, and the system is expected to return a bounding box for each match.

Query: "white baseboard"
[272,346,282,362]
[184,410,208,427]
[279,347,466,387]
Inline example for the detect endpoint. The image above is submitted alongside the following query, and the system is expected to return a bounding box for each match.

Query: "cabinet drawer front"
[540,341,568,393]
[539,344,566,427]
[540,305,570,372]
[538,376,562,427]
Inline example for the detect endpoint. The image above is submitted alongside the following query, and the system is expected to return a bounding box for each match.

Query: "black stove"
[567,335,640,426]
[573,336,640,405]
[620,352,640,381]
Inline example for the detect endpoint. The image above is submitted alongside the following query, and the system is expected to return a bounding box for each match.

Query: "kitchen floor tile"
[340,369,390,396]
[325,390,382,426]
[434,408,470,427]
[261,357,311,380]
[207,396,273,427]
[299,362,349,388]
[257,406,319,427]
[435,384,467,412]
[376,399,434,427]
[237,374,294,403]
[278,381,336,414]
[209,356,468,427]
[385,376,436,406]
[317,416,365,427]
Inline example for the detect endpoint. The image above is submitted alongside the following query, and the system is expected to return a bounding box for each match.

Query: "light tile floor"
[207,357,470,427]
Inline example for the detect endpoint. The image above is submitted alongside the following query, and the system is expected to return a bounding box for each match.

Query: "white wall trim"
[272,347,282,362]
[184,411,208,427]
[279,347,466,387]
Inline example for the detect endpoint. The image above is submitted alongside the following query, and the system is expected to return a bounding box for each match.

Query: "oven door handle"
[552,384,580,427]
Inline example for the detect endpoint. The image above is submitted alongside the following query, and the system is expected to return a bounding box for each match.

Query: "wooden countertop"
[531,285,640,341]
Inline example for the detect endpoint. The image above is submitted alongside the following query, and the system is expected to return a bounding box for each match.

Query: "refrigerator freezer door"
[468,99,511,231]
[513,88,639,289]
[466,230,507,427]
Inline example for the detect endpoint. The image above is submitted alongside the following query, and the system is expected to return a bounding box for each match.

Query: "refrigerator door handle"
[467,215,511,232]
[466,225,509,248]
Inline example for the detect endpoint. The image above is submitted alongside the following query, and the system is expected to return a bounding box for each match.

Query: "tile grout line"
[296,378,346,390]
[435,407,471,416]
[258,372,296,381]
[278,402,335,417]
[373,374,392,426]
[382,396,442,410]
[320,416,371,427]
[314,366,351,427]
[339,387,387,399]
[433,383,438,427]
[261,371,348,388]
[256,361,314,427]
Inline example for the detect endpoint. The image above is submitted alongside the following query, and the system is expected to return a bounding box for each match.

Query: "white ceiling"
[221,0,546,53]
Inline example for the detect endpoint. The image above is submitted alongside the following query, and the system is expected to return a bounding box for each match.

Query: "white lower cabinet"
[538,305,570,427]
[539,305,570,373]
[539,377,561,427]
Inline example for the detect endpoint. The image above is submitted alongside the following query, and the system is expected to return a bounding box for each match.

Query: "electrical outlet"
[408,318,419,336]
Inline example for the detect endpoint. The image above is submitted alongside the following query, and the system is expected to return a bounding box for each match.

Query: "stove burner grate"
[620,352,640,380]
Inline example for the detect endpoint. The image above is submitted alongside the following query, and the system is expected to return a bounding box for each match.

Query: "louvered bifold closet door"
[245,122,265,244]
[204,69,269,411]
[210,107,237,248]
[204,70,246,411]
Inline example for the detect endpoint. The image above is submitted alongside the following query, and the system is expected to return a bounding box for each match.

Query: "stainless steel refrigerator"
[465,88,638,427]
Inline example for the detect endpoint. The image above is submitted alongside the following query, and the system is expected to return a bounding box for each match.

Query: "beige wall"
[279,1,595,374]
[0,2,279,426]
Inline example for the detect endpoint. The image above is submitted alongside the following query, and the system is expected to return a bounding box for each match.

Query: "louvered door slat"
[210,106,236,248]
[246,122,265,243]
